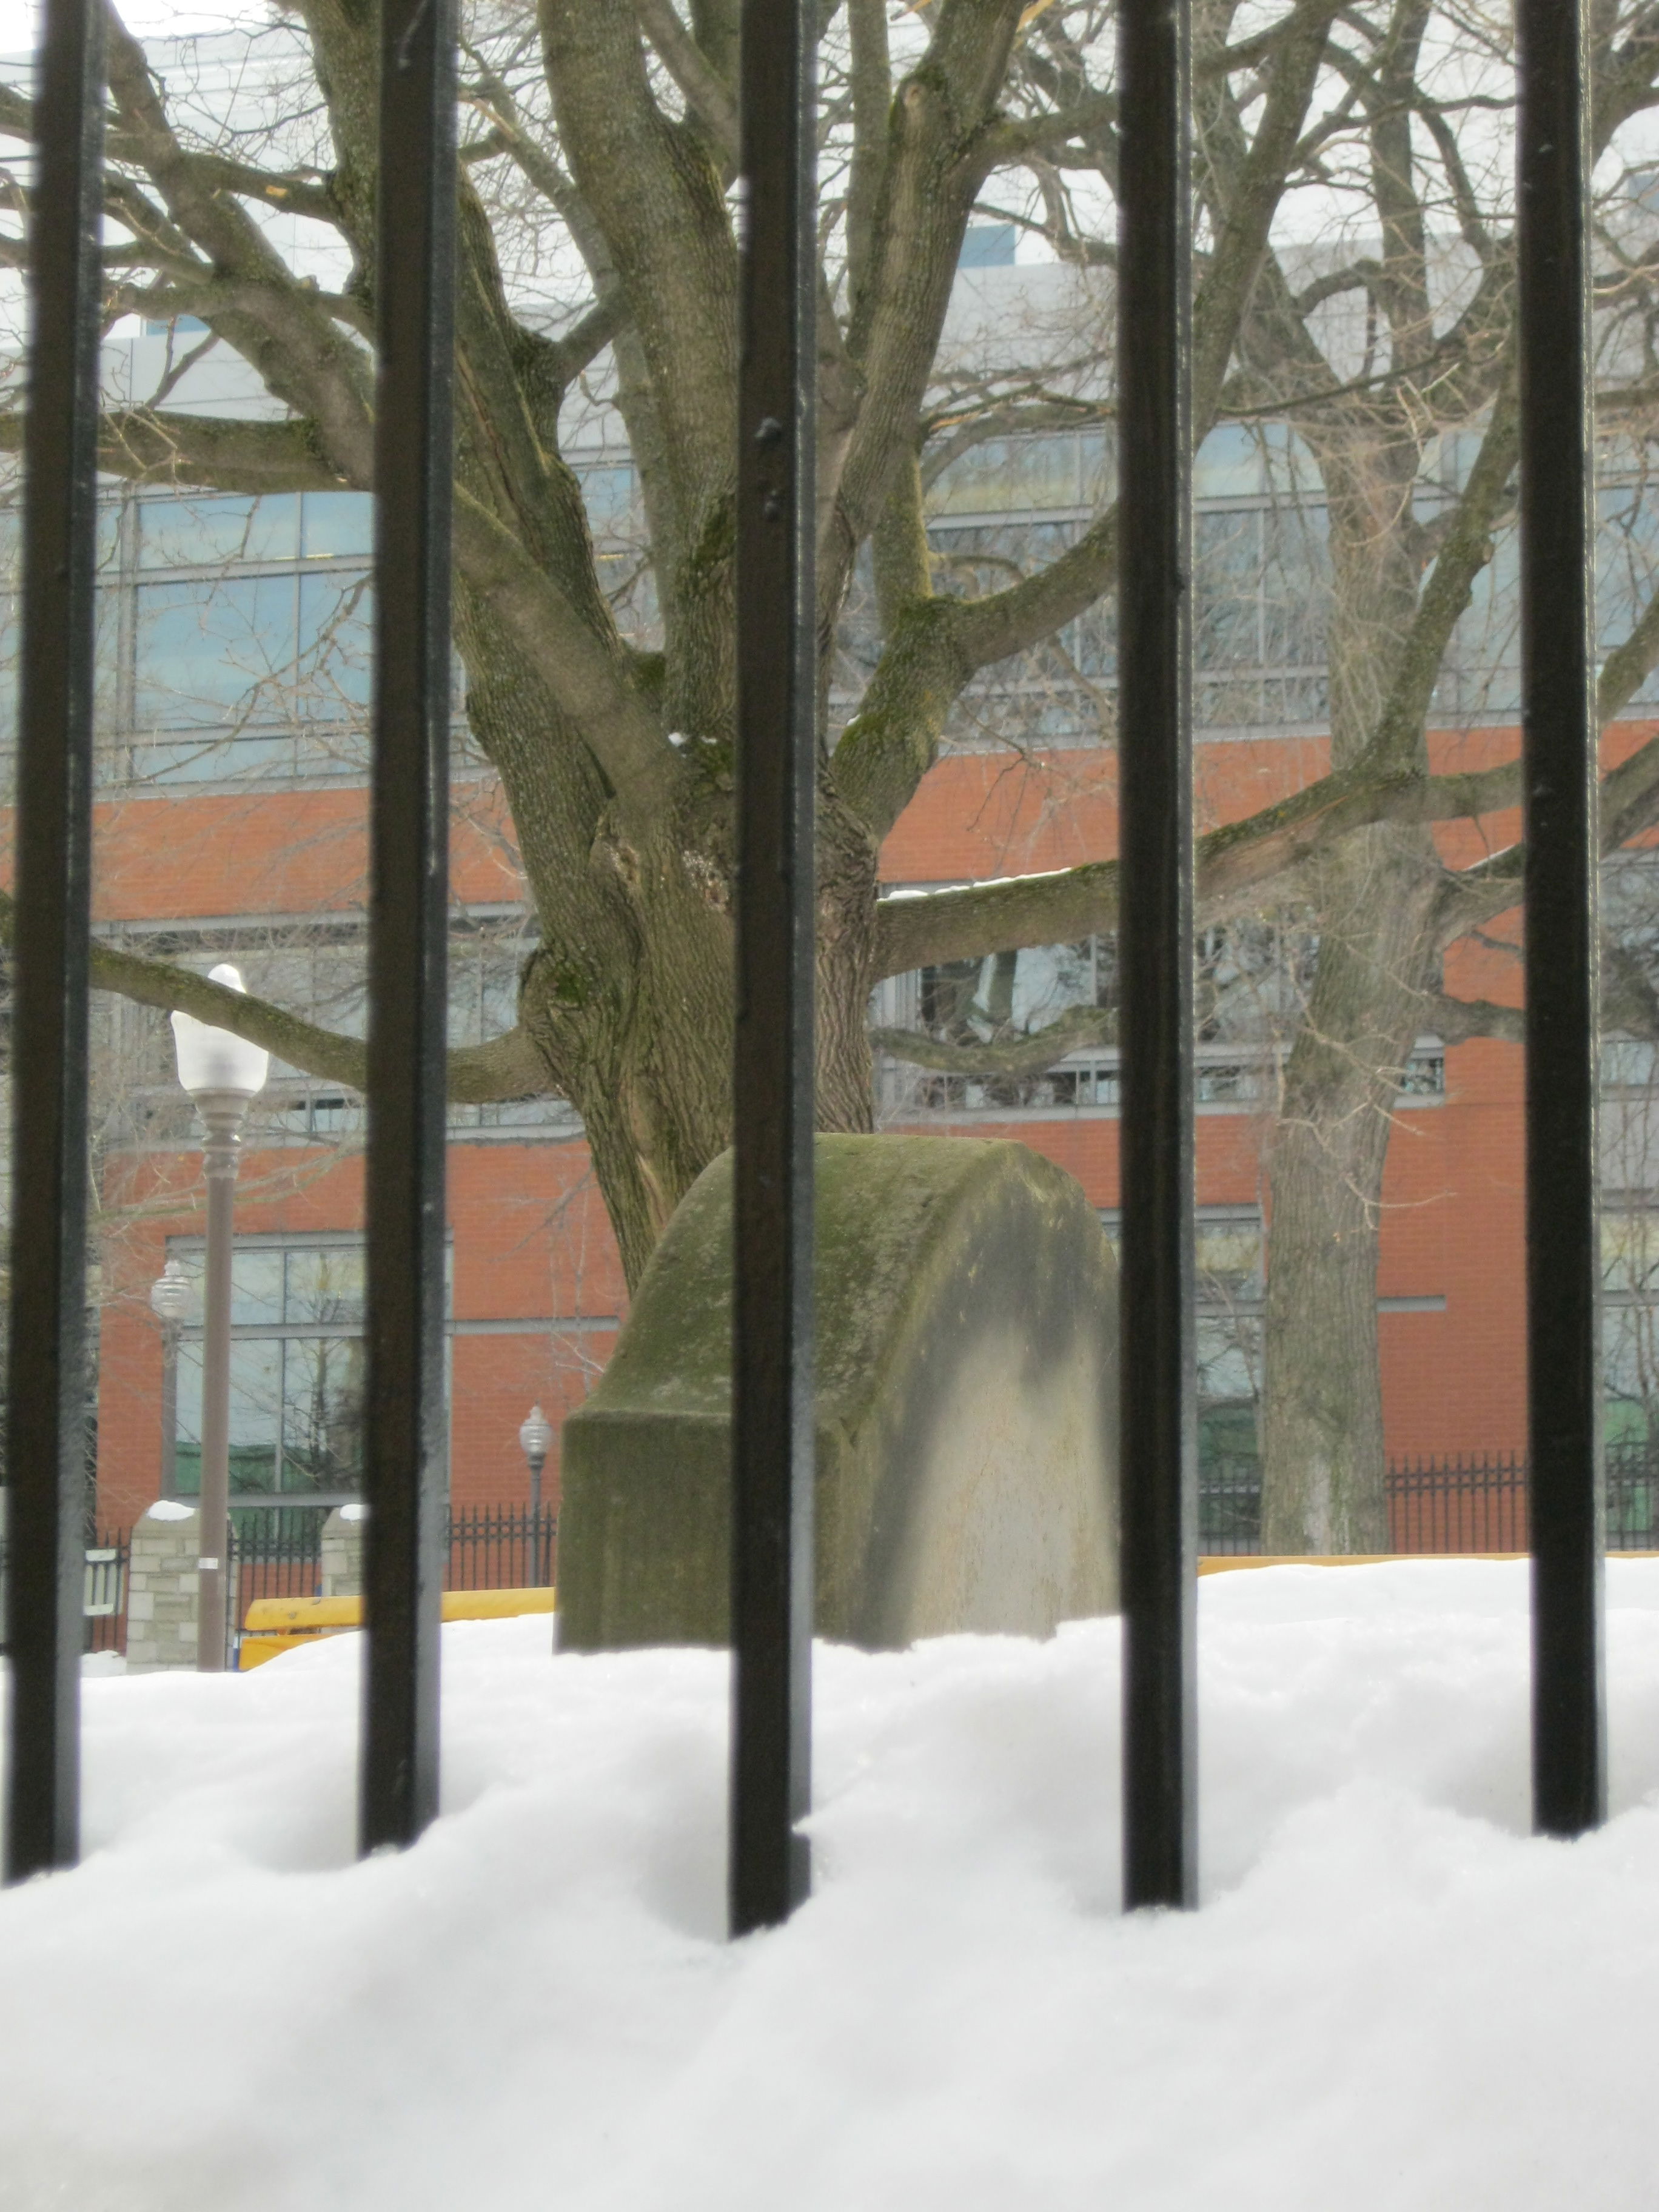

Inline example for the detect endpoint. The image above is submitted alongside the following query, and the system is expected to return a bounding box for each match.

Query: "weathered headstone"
[558,1134,1118,1652]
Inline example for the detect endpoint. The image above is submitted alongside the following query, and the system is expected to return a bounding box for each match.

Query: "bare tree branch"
[0,897,549,1102]
[629,0,740,159]
[871,1001,1114,1073]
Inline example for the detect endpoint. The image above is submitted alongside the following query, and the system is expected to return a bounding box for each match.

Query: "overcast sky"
[0,1,244,56]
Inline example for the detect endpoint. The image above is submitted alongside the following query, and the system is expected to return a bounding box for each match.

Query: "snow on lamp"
[169,962,270,1099]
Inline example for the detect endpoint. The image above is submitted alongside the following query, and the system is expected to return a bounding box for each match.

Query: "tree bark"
[1260,824,1439,1551]
[1257,398,1433,1549]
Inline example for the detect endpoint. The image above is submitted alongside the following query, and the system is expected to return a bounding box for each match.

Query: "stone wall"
[320,1504,366,1597]
[124,1502,201,1672]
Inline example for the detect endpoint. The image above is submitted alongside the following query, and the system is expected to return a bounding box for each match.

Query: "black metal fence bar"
[4,0,106,1883]
[360,0,457,1856]
[730,0,817,1936]
[1517,0,1606,1835]
[1117,0,1198,1909]
[440,1507,557,1592]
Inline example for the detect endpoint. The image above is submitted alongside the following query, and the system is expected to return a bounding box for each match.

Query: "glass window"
[128,732,296,783]
[166,1239,376,1501]
[929,435,1083,517]
[297,571,373,714]
[284,1245,364,1327]
[1261,502,1330,669]
[918,940,1099,1044]
[173,1336,282,1498]
[1604,1209,1659,1300]
[1078,431,1113,507]
[1195,509,1263,670]
[279,1335,366,1495]
[135,574,299,728]
[1193,425,1265,501]
[1196,1212,1265,1305]
[578,465,636,535]
[301,491,374,560]
[230,1250,284,1328]
[138,493,300,570]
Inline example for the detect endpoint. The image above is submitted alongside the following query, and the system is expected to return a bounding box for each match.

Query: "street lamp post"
[170,965,269,1672]
[518,1403,553,1584]
[148,1258,192,1499]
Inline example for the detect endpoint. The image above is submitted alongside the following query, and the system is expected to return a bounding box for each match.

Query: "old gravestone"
[557,1134,1118,1652]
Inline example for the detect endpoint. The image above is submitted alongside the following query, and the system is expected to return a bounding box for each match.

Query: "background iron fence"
[1,1504,558,1660]
[231,1504,559,1624]
[82,1531,127,1655]
[1200,1447,1659,1556]
[15,1461,1658,1652]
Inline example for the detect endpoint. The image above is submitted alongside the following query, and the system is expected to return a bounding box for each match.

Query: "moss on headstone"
[558,1134,1118,1652]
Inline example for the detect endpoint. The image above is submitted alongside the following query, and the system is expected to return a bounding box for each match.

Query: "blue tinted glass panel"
[1195,426,1265,500]
[138,494,300,570]
[302,491,374,560]
[136,575,299,728]
[1195,509,1262,668]
[577,466,635,535]
[297,571,372,714]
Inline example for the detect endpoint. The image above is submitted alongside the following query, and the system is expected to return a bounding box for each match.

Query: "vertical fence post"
[1517,0,1605,1835]
[1117,0,1198,1909]
[730,0,817,1937]
[360,0,457,1855]
[4,0,106,1883]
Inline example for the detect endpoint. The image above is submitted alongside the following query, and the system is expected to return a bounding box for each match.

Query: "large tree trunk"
[511,756,882,1293]
[1257,406,1434,1549]
[1259,825,1440,1552]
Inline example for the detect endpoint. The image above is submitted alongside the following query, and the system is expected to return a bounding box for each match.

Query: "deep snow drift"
[5,1560,1659,2210]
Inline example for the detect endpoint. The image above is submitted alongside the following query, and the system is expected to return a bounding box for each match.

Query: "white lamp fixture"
[518,1403,555,1583]
[148,1256,192,1326]
[518,1403,554,1467]
[170,962,270,1099]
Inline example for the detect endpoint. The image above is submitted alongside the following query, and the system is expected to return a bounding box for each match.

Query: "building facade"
[43,255,1659,1543]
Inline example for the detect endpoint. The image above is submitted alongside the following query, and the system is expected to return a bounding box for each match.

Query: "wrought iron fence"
[16,1473,1658,1655]
[82,1532,127,1655]
[0,0,1612,1917]
[1199,1450,1659,1558]
[441,1506,557,1594]
[230,1505,558,1653]
[0,1507,559,1663]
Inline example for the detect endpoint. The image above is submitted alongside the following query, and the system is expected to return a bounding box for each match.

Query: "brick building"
[63,244,1659,1538]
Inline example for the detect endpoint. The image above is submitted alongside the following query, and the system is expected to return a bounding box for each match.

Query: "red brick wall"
[90,714,1653,1520]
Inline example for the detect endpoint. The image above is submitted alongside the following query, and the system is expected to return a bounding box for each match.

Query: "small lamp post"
[148,1257,192,1499]
[518,1402,553,1584]
[170,964,269,1671]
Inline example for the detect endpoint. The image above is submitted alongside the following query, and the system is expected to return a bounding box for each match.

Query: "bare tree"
[7,0,1659,1549]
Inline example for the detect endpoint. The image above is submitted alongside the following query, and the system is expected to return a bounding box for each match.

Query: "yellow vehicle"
[238,1587,554,1668]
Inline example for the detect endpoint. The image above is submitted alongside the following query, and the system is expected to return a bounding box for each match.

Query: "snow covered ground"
[5,1560,1659,2210]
